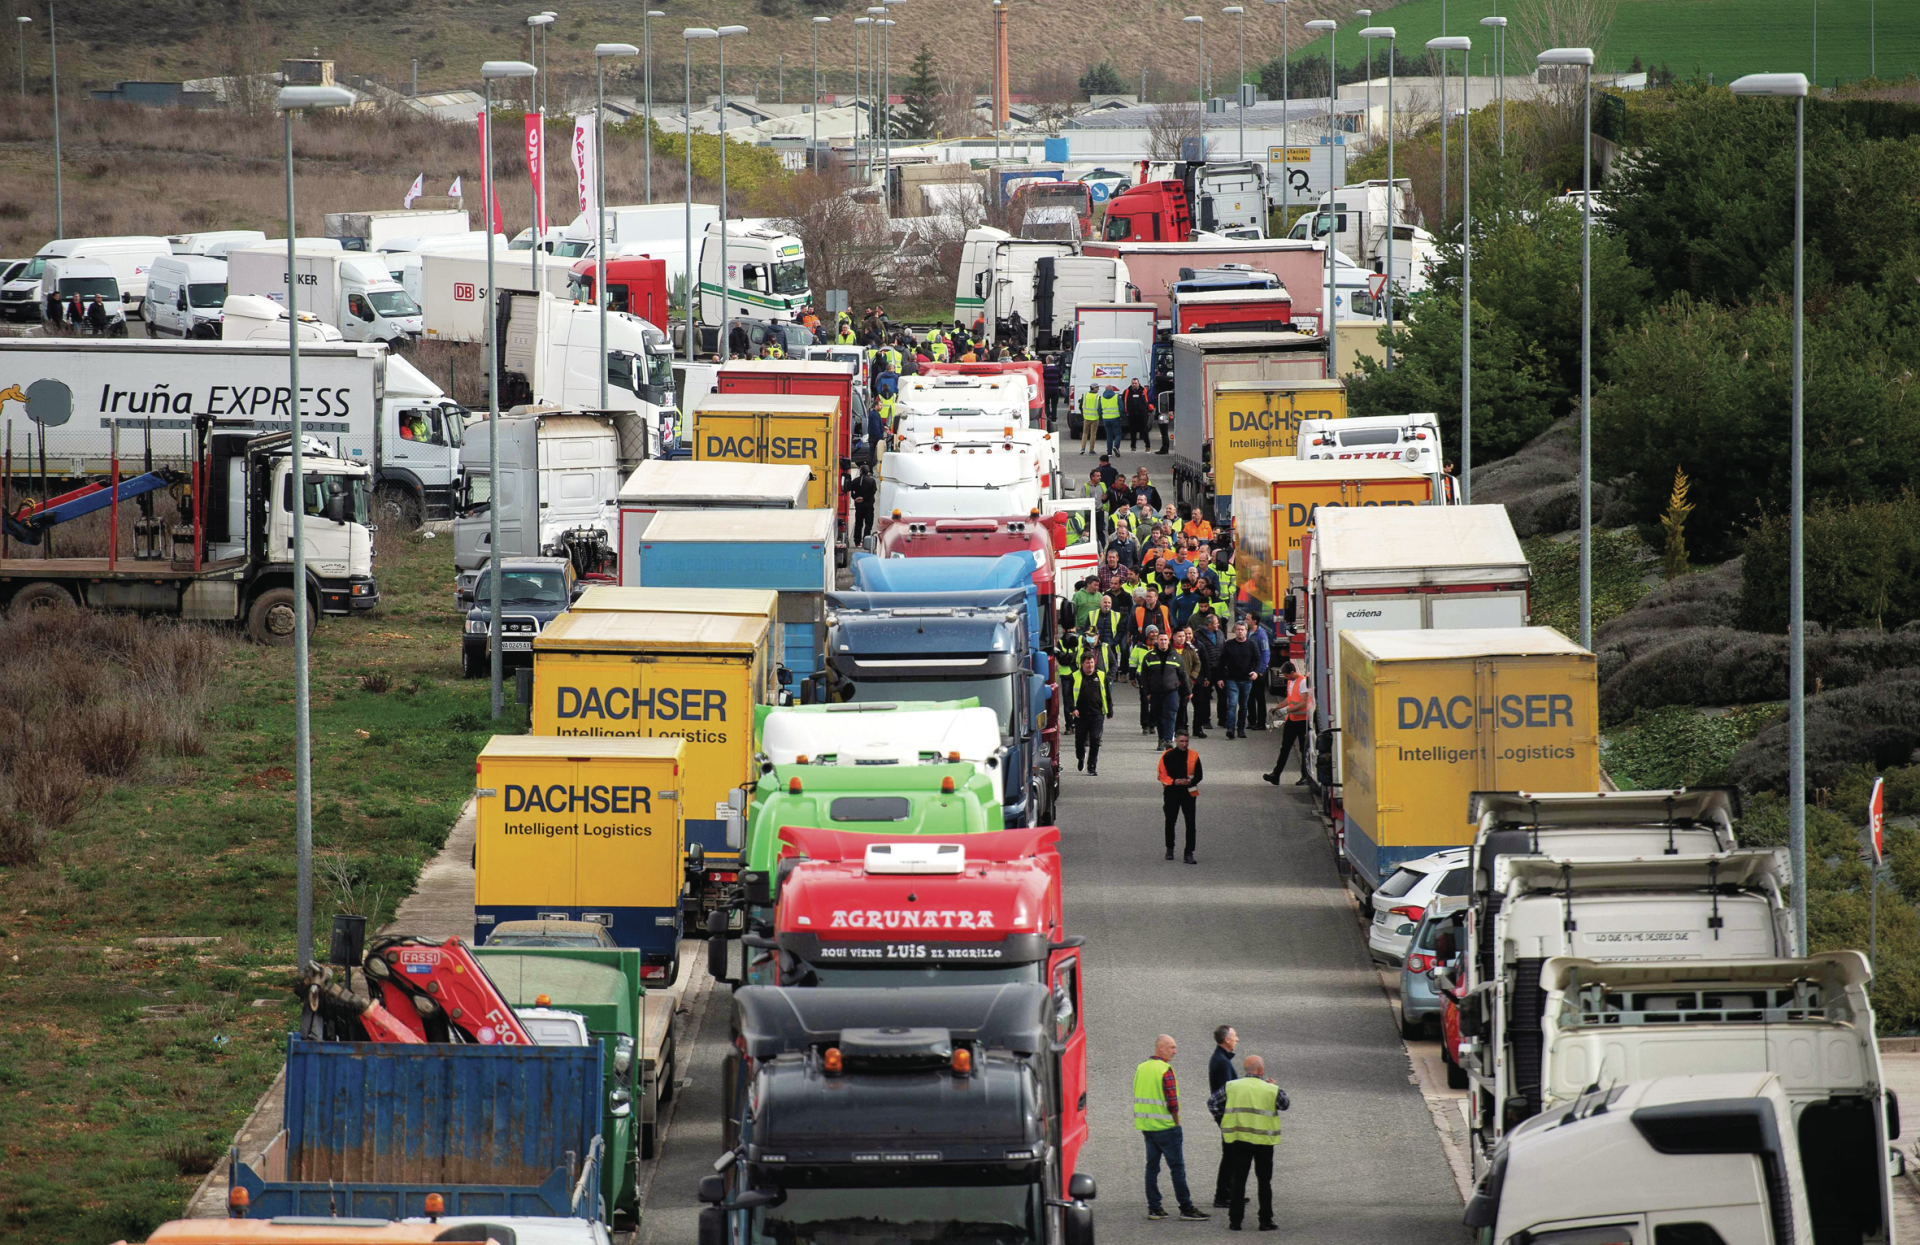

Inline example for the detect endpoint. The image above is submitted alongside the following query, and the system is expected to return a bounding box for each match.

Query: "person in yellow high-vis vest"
[1079,389,1101,454]
[1134,1035,1209,1221]
[1218,1055,1287,1231]
[1099,386,1124,456]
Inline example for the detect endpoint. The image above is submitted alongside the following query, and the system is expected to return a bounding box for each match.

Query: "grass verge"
[0,527,500,1244]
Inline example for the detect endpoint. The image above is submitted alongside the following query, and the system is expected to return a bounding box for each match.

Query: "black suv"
[460,556,579,678]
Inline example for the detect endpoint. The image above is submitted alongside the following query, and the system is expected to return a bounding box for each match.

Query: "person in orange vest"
[1262,661,1313,787]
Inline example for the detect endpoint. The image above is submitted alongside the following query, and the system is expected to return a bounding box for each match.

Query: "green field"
[1285,0,1918,87]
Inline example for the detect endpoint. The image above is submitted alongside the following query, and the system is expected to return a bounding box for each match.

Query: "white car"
[1366,848,1470,967]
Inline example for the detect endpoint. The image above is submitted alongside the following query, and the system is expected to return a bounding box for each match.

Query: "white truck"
[1072,301,1156,356]
[227,246,424,344]
[495,291,675,465]
[219,294,344,343]
[695,218,810,333]
[144,254,228,338]
[324,208,471,253]
[1286,181,1439,296]
[759,703,1010,809]
[453,407,627,600]
[962,237,1131,352]
[876,445,1046,523]
[41,259,130,331]
[418,248,576,343]
[615,459,811,545]
[167,230,267,258]
[0,339,463,527]
[1297,411,1453,499]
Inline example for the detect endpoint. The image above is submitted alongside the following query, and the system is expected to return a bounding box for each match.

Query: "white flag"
[447,175,463,202]
[403,172,425,209]
[571,114,597,220]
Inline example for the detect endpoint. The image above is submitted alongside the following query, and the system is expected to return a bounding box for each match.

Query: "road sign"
[1089,182,1110,204]
[1367,272,1388,300]
[1870,775,1885,863]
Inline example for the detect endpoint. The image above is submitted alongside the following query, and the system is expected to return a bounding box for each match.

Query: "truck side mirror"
[1068,1174,1096,1202]
[324,494,347,524]
[687,843,706,874]
[698,1174,728,1205]
[1889,1090,1901,1141]
[776,665,793,686]
[743,871,773,906]
[707,911,733,983]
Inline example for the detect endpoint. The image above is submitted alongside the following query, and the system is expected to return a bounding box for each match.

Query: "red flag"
[476,114,506,235]
[524,113,547,239]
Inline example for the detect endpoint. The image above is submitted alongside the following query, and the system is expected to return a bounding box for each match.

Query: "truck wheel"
[460,645,481,679]
[375,485,423,531]
[8,582,74,614]
[246,587,313,646]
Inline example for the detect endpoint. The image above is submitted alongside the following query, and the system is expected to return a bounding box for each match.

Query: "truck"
[1011,178,1094,241]
[1302,506,1531,779]
[40,257,131,331]
[828,588,1049,826]
[226,246,423,344]
[1283,181,1439,295]
[625,508,836,694]
[1106,159,1271,239]
[704,984,1096,1244]
[949,228,1069,329]
[1081,237,1327,328]
[1168,333,1332,518]
[0,420,376,637]
[1297,411,1453,501]
[1229,457,1433,622]
[496,292,677,449]
[567,255,671,337]
[219,294,343,343]
[971,245,1130,352]
[1193,376,1347,526]
[1336,627,1600,891]
[0,339,461,526]
[325,208,471,253]
[561,202,721,288]
[530,606,784,914]
[758,702,1009,811]
[454,409,626,598]
[874,448,1046,536]
[473,735,689,983]
[695,218,810,332]
[888,410,1058,500]
[917,359,1047,425]
[143,254,228,338]
[718,359,872,484]
[419,249,577,343]
[1170,286,1295,336]
[2,235,169,318]
[1072,301,1156,358]
[615,460,810,545]
[687,391,844,555]
[872,511,1084,605]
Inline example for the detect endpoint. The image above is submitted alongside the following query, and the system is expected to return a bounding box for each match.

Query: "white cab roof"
[1315,505,1525,573]
[761,705,1006,804]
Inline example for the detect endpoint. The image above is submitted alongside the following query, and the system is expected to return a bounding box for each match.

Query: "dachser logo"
[1397,694,1576,730]
[503,783,652,813]
[555,686,728,721]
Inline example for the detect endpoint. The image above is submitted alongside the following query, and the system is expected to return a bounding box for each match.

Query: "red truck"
[1100,179,1195,243]
[567,256,669,330]
[747,825,1088,1176]
[1171,286,1296,335]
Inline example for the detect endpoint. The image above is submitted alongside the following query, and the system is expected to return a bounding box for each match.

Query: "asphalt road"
[639,436,1466,1243]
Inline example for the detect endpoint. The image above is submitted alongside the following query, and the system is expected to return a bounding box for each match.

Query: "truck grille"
[1510,958,1545,1123]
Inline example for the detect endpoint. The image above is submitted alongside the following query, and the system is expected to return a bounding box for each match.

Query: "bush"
[1602,703,1779,790]
[1595,560,1743,645]
[1521,530,1652,641]
[1599,627,1920,724]
[1724,673,1920,793]
[1739,495,1920,633]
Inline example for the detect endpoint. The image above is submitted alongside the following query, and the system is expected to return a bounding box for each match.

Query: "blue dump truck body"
[233,1038,606,1221]
[827,587,1046,826]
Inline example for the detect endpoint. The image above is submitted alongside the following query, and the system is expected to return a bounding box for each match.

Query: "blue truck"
[826,587,1052,825]
[231,1037,606,1220]
[629,507,835,699]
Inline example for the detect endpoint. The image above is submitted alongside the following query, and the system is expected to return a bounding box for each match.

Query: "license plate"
[502,641,532,652]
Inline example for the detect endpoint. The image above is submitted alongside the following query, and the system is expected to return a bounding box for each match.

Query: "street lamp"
[540,11,558,111]
[1361,24,1395,368]
[811,17,830,175]
[1431,36,1470,498]
[1224,7,1246,161]
[1480,16,1506,157]
[47,0,59,237]
[717,26,748,322]
[866,8,885,178]
[1184,16,1204,115]
[1264,0,1290,229]
[1730,69,1810,957]
[15,16,28,102]
[275,81,356,969]
[1539,45,1593,642]
[1306,18,1336,379]
[594,43,638,412]
[1355,9,1371,147]
[480,61,536,723]
[644,10,664,203]
[526,14,553,111]
[880,1,903,188]
[684,29,715,357]
[852,17,869,179]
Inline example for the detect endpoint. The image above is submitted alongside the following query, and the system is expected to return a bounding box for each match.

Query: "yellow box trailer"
[1231,457,1433,619]
[569,586,785,673]
[474,735,686,977]
[533,609,775,893]
[687,391,842,521]
[1209,379,1347,526]
[1338,627,1600,889]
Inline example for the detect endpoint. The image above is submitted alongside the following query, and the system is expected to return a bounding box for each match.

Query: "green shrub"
[1598,627,1920,724]
[1739,495,1920,633]
[1602,703,1778,790]
[1725,673,1920,793]
[1521,530,1652,641]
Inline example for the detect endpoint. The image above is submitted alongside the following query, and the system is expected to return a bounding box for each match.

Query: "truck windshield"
[58,277,119,299]
[799,962,1044,988]
[647,349,674,393]
[441,405,466,448]
[368,288,420,318]
[188,282,228,308]
[300,473,371,525]
[554,239,593,258]
[854,677,1017,736]
[21,256,47,280]
[750,1177,1041,1245]
[771,259,810,296]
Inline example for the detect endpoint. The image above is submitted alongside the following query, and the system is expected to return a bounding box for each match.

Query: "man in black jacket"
[1209,1025,1240,1208]
[1139,631,1189,749]
[1217,618,1259,739]
[1124,378,1153,450]
[1189,612,1224,739]
[1157,733,1204,863]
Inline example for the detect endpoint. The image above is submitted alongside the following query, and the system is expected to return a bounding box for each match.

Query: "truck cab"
[759,702,1010,812]
[454,408,624,603]
[566,255,670,333]
[697,219,809,326]
[496,291,676,438]
[874,448,1046,535]
[1297,411,1452,501]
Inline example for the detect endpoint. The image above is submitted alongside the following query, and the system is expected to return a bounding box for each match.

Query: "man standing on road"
[1125,377,1153,451]
[1220,1055,1286,1231]
[1100,384,1125,456]
[1067,652,1111,775]
[1134,1034,1209,1222]
[1190,612,1224,739]
[1247,615,1271,732]
[1218,619,1258,739]
[1263,661,1314,787]
[1158,732,1203,863]
[1209,1025,1240,1210]
[1140,631,1188,749]
[848,465,878,549]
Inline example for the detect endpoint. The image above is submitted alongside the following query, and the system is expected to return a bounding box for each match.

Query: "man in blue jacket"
[1209,1025,1240,1209]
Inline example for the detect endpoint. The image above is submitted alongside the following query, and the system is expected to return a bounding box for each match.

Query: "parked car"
[1396,896,1466,1041]
[460,556,580,679]
[1365,847,1469,967]
[484,919,620,949]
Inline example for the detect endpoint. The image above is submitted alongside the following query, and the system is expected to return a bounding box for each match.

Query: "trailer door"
[1048,945,1088,1181]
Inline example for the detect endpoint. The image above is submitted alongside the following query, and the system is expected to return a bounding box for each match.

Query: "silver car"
[1397,896,1467,1040]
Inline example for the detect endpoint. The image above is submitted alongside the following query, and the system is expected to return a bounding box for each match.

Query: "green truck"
[475,947,682,1222]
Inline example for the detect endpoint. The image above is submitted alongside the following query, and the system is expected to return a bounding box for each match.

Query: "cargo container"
[1168,333,1330,518]
[717,358,872,474]
[1338,627,1599,890]
[614,460,811,550]
[623,509,835,690]
[1231,458,1433,620]
[230,1036,603,1220]
[687,391,843,554]
[1303,505,1530,793]
[1205,379,1347,525]
[531,610,776,909]
[567,584,785,672]
[473,736,688,978]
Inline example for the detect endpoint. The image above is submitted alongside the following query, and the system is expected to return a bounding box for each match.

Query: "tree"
[899,43,941,140]
[1078,61,1126,98]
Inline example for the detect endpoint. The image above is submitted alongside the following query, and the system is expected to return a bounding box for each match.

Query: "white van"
[24,236,169,315]
[42,259,128,330]
[145,255,229,338]
[1064,338,1151,437]
[168,230,267,258]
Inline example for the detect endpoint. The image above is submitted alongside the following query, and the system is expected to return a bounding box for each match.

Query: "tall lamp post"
[811,17,830,174]
[1480,16,1506,157]
[1264,0,1289,230]
[594,43,639,412]
[47,0,59,237]
[1224,6,1246,160]
[683,29,713,358]
[1430,36,1471,498]
[1538,45,1593,644]
[1360,25,1394,367]
[716,25,748,321]
[1730,70,1810,956]
[1355,9,1371,147]
[480,60,537,726]
[852,17,869,178]
[1305,18,1336,378]
[275,81,356,968]
[526,14,551,111]
[880,2,902,187]
[540,11,558,110]
[15,16,28,101]
[644,10,664,203]
[1183,15,1204,115]
[527,12,555,280]
[865,9,885,177]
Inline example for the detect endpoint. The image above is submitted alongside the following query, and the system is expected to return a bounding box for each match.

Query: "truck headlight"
[614,1033,635,1075]
[465,619,489,635]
